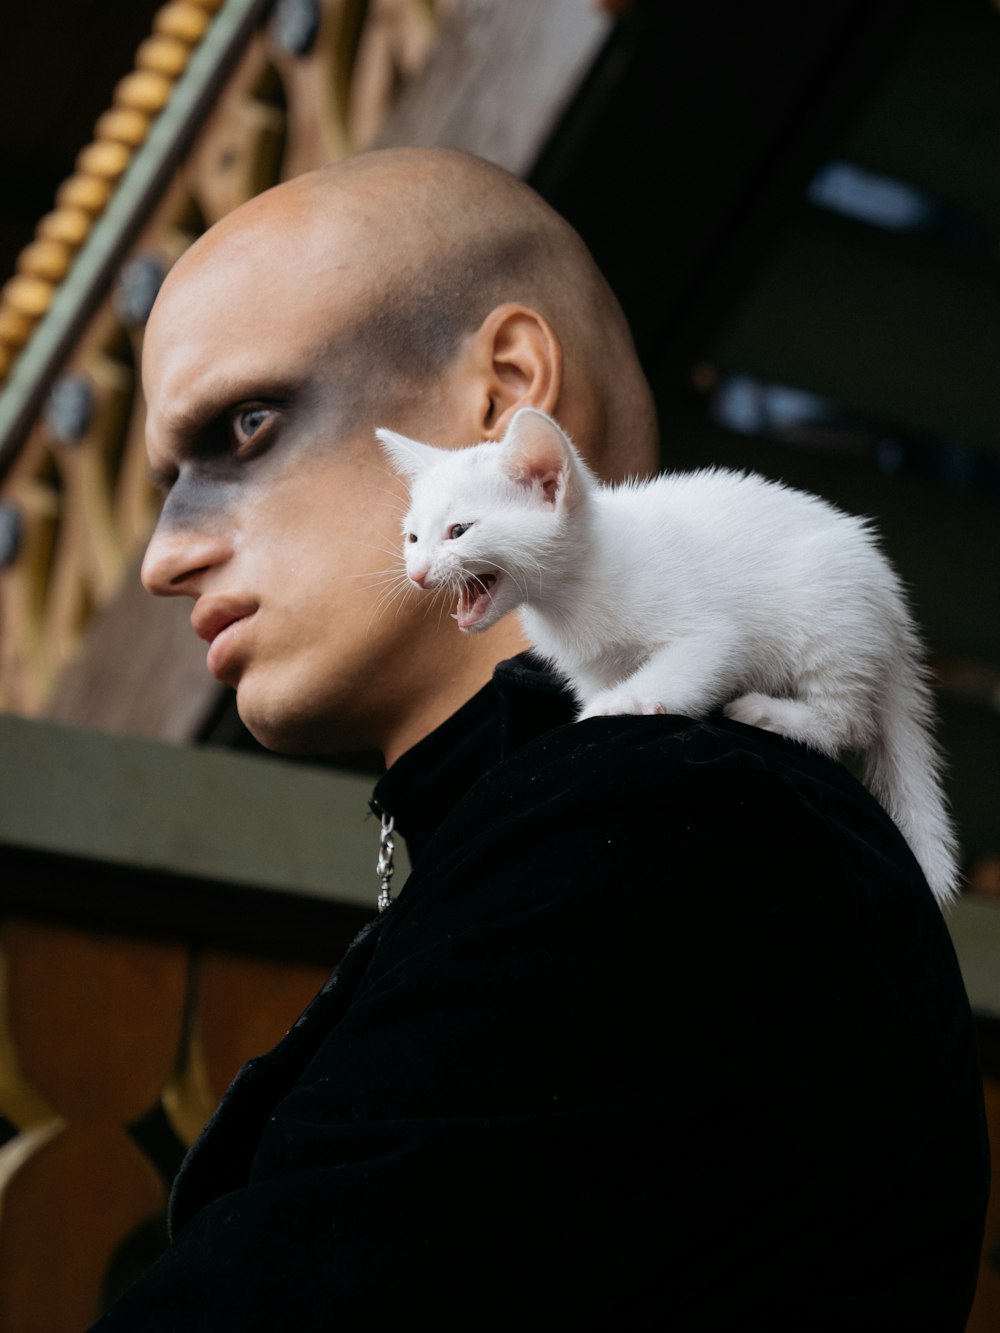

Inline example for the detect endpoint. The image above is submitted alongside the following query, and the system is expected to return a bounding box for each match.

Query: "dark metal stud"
[45,374,94,446]
[0,502,23,569]
[271,0,321,56]
[115,254,167,329]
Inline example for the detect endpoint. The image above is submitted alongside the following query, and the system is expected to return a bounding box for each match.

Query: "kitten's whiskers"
[367,571,418,632]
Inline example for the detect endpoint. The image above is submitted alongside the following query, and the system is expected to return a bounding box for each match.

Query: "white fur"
[378,409,959,905]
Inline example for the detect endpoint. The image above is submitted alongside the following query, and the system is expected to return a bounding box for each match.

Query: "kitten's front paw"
[578,690,668,720]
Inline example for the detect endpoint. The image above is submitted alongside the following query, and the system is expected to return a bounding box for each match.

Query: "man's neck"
[381,617,531,768]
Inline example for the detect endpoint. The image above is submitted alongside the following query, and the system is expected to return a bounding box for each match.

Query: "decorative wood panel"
[0,0,464,725]
[0,921,185,1331]
[0,918,333,1330]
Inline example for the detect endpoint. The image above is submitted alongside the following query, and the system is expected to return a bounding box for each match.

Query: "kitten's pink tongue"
[455,573,498,630]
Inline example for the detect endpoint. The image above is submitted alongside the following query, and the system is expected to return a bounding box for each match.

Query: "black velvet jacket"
[92,655,989,1331]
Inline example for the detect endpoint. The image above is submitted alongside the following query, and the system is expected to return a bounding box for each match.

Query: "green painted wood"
[947,896,1000,1021]
[0,714,402,911]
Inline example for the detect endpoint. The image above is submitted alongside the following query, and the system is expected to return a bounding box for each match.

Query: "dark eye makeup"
[228,403,277,452]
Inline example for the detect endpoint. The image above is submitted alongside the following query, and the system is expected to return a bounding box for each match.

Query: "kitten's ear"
[375,428,441,479]
[500,409,578,508]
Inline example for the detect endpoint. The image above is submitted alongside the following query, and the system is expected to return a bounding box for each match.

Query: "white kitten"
[378,408,958,905]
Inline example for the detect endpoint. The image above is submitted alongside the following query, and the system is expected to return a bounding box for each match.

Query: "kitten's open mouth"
[455,572,501,631]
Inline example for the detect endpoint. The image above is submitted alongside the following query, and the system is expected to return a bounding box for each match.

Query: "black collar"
[371,653,575,863]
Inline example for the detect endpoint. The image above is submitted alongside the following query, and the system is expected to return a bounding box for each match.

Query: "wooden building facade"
[0,1,997,1326]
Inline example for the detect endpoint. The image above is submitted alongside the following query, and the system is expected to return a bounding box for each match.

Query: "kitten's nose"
[410,568,429,588]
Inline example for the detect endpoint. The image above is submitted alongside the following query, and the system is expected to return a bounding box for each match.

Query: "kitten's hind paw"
[724,693,780,731]
[577,690,668,720]
[724,693,843,753]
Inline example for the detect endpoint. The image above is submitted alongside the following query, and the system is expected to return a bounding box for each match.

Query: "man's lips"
[191,598,258,679]
[191,598,257,644]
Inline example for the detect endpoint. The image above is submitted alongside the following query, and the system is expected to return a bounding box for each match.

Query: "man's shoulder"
[396,707,936,938]
[486,708,900,856]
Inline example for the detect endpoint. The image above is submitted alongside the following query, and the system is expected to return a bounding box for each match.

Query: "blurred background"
[0,1,997,1326]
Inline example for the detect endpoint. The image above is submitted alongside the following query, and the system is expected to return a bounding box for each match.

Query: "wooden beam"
[376,0,611,175]
[0,712,401,939]
[947,897,1000,1022]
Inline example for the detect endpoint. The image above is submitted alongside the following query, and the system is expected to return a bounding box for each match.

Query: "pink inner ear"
[507,450,564,505]
[537,469,561,504]
[504,414,569,504]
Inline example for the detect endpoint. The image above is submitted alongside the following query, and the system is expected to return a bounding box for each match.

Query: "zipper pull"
[376,810,396,912]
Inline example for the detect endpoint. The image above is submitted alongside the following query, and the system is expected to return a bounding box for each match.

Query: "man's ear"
[468,305,563,437]
[499,408,576,507]
[375,427,441,478]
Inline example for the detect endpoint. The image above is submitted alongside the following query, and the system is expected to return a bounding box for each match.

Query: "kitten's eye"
[448,522,472,540]
[406,533,417,543]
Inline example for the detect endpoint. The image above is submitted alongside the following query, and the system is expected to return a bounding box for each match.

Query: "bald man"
[91,151,987,1331]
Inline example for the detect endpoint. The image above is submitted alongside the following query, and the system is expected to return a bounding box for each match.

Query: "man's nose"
[140,524,233,597]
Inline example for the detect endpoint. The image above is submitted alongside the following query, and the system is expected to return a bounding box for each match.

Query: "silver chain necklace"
[376,812,396,912]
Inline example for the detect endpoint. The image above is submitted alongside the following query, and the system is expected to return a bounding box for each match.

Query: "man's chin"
[234,677,373,758]
[237,698,322,755]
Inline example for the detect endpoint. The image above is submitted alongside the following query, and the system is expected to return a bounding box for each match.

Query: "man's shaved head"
[153,148,657,476]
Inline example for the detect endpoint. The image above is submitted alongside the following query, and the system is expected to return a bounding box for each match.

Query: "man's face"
[140,204,472,755]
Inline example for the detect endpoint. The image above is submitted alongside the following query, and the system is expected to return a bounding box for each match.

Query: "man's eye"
[230,405,272,448]
[448,522,472,540]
